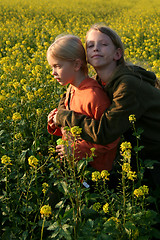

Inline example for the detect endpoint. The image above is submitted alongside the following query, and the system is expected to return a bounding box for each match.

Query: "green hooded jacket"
[56,65,160,160]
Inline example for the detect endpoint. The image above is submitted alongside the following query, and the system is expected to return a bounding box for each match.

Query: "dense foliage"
[0,0,160,239]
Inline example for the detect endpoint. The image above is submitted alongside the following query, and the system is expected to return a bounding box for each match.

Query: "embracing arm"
[56,77,142,145]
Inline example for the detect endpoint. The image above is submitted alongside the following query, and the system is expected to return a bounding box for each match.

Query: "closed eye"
[51,64,61,69]
[87,44,94,48]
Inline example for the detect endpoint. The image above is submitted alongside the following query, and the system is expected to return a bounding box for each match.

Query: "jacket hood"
[77,77,102,90]
[112,65,157,86]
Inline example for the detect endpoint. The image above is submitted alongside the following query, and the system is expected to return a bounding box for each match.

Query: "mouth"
[91,55,103,58]
[54,77,61,82]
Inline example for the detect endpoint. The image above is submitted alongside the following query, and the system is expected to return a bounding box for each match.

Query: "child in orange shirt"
[47,34,120,171]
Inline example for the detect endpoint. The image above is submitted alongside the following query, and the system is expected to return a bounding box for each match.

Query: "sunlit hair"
[86,23,125,66]
[47,34,88,75]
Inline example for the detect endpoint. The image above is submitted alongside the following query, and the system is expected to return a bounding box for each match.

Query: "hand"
[56,144,67,158]
[48,108,58,128]
[56,142,72,158]
[53,112,57,125]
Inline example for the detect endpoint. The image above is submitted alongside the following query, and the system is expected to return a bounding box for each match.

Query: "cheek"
[86,51,91,63]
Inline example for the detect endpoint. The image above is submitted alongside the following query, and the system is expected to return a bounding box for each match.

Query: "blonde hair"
[86,23,125,66]
[47,34,88,74]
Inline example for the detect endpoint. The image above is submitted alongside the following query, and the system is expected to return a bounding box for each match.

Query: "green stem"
[133,125,140,174]
[34,116,39,152]
[41,217,45,240]
[25,170,34,230]
[122,171,126,225]
[5,166,8,194]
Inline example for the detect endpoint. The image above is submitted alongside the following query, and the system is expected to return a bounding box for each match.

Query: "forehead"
[87,29,111,42]
[47,54,64,65]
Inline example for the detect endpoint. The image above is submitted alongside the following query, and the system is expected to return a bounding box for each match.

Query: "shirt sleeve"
[56,76,141,145]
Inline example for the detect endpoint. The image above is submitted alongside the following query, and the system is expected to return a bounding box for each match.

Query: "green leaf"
[60,227,72,240]
[151,227,160,239]
[47,221,59,230]
[124,221,136,235]
[133,146,144,153]
[22,230,28,240]
[59,181,68,194]
[144,159,159,169]
[77,159,86,172]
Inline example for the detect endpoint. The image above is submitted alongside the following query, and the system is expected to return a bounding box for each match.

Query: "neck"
[95,63,117,84]
[71,71,87,88]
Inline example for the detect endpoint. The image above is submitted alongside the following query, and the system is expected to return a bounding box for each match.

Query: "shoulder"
[108,65,142,92]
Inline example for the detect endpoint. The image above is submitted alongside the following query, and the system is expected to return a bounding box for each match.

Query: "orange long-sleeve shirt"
[48,77,120,171]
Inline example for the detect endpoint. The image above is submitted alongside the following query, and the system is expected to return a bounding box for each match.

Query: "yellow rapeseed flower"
[107,217,120,224]
[103,202,109,213]
[12,112,21,121]
[14,133,22,140]
[56,138,66,145]
[101,170,110,181]
[36,108,42,116]
[40,205,52,218]
[129,114,136,123]
[122,162,131,172]
[42,182,49,194]
[134,185,149,198]
[92,171,101,182]
[0,95,6,101]
[120,142,132,152]
[127,170,137,181]
[28,156,39,168]
[1,155,12,166]
[70,126,82,136]
[92,202,101,211]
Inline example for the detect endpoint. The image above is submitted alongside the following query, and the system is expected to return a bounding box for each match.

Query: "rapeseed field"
[0,0,160,239]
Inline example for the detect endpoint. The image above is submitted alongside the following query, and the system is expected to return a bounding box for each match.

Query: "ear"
[74,59,82,71]
[113,48,123,61]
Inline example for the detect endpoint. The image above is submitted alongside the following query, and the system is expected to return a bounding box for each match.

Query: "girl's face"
[47,54,76,86]
[86,29,119,69]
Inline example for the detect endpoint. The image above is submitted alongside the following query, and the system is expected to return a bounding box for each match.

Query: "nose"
[52,68,57,76]
[93,43,99,52]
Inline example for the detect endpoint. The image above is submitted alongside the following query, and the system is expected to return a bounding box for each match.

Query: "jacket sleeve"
[56,76,142,145]
[73,136,120,161]
[57,93,66,110]
[47,123,62,136]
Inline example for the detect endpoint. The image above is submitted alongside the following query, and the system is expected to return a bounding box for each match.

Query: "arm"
[56,77,142,145]
[47,108,62,136]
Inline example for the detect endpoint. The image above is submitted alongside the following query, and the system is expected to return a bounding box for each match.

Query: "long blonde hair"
[47,34,88,75]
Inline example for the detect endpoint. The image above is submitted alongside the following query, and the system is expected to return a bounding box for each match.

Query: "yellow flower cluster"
[36,108,43,116]
[120,141,132,160]
[92,171,101,182]
[129,114,136,123]
[14,133,22,140]
[12,112,21,121]
[28,156,39,168]
[92,202,101,211]
[122,162,137,181]
[92,170,110,182]
[1,155,12,166]
[127,170,137,181]
[70,126,82,137]
[120,142,132,152]
[101,170,110,181]
[56,138,66,146]
[134,185,149,198]
[107,217,120,224]
[42,182,49,194]
[122,163,131,172]
[40,205,52,218]
[103,202,109,213]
